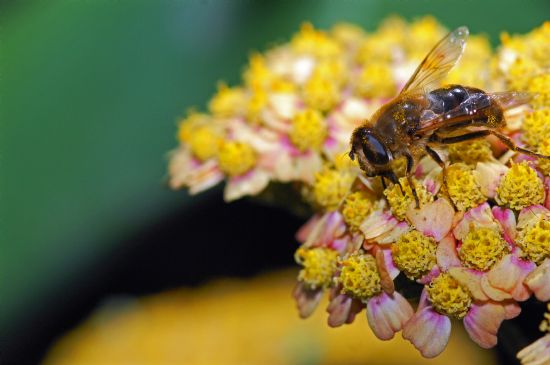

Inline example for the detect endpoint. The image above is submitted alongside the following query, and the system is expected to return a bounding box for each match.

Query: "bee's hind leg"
[424,145,457,211]
[404,153,420,208]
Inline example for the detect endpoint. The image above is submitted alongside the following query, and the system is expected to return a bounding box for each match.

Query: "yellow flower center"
[339,253,382,300]
[445,163,486,211]
[522,108,550,148]
[246,90,268,125]
[341,191,374,231]
[291,22,341,58]
[518,218,550,265]
[312,59,347,86]
[355,62,396,98]
[538,139,550,176]
[313,166,356,211]
[506,57,539,91]
[177,112,210,143]
[217,142,257,177]
[289,109,327,152]
[392,230,437,280]
[496,162,545,210]
[459,227,510,271]
[528,74,550,108]
[295,247,339,289]
[384,177,434,221]
[303,73,340,112]
[243,53,273,90]
[447,139,493,165]
[208,83,247,118]
[188,127,222,161]
[427,273,472,319]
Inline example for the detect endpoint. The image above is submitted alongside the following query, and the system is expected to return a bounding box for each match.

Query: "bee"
[349,26,550,207]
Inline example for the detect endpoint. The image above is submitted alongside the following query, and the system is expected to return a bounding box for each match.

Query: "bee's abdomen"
[427,85,475,114]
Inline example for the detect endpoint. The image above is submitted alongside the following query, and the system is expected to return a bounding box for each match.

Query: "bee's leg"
[380,176,387,190]
[434,130,550,160]
[424,145,457,210]
[404,153,420,208]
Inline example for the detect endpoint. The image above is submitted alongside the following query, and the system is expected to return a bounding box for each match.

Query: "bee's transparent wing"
[400,26,469,94]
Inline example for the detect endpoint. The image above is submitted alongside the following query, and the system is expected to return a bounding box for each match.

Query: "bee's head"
[349,127,391,177]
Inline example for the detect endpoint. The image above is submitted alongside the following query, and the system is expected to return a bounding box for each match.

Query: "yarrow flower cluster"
[168,17,550,359]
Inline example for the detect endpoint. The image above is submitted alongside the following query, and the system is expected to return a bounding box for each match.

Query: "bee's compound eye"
[363,133,390,165]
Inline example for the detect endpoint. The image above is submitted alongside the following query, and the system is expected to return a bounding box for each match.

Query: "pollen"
[295,247,339,290]
[459,227,510,271]
[427,273,472,319]
[448,139,493,165]
[188,126,222,161]
[313,166,356,211]
[339,253,382,301]
[341,191,374,232]
[528,74,550,108]
[217,141,257,177]
[289,109,327,152]
[521,108,550,148]
[355,62,396,98]
[537,139,550,176]
[208,83,247,118]
[496,162,545,210]
[517,218,550,265]
[291,22,341,59]
[392,230,437,280]
[384,177,434,221]
[506,57,539,91]
[445,163,486,211]
[303,73,340,112]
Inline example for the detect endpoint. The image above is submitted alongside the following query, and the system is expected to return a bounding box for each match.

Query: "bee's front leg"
[404,153,420,209]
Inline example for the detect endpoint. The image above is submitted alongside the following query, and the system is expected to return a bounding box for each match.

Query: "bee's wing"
[416,91,531,134]
[400,26,469,94]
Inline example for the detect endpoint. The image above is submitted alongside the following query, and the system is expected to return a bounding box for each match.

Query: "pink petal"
[375,221,411,244]
[503,301,521,320]
[517,205,550,230]
[463,302,506,349]
[402,305,451,358]
[417,265,441,285]
[326,293,364,327]
[360,210,399,241]
[224,169,270,201]
[475,161,508,199]
[366,291,414,341]
[292,282,323,319]
[448,267,489,301]
[406,198,455,241]
[436,234,461,271]
[295,214,322,243]
[453,202,499,240]
[525,258,550,301]
[482,254,535,302]
[492,206,517,242]
[517,334,550,365]
[375,248,395,294]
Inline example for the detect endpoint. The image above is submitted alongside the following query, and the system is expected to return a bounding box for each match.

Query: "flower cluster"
[168,17,550,359]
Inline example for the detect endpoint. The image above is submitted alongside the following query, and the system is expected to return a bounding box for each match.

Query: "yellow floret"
[506,57,539,91]
[291,22,341,59]
[217,141,257,177]
[313,166,356,211]
[392,230,437,280]
[177,112,210,143]
[383,177,434,221]
[528,74,550,108]
[538,140,550,176]
[496,162,545,210]
[339,253,382,301]
[447,139,493,165]
[341,191,374,232]
[445,163,486,211]
[459,227,510,271]
[427,273,472,319]
[407,16,446,59]
[208,83,247,118]
[355,62,396,98]
[246,90,268,125]
[295,247,339,289]
[303,73,340,112]
[188,127,222,161]
[290,109,327,152]
[243,53,273,90]
[330,23,365,47]
[522,108,550,148]
[517,218,550,265]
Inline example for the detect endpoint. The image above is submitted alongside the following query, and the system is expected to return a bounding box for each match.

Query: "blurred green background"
[2,0,548,340]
